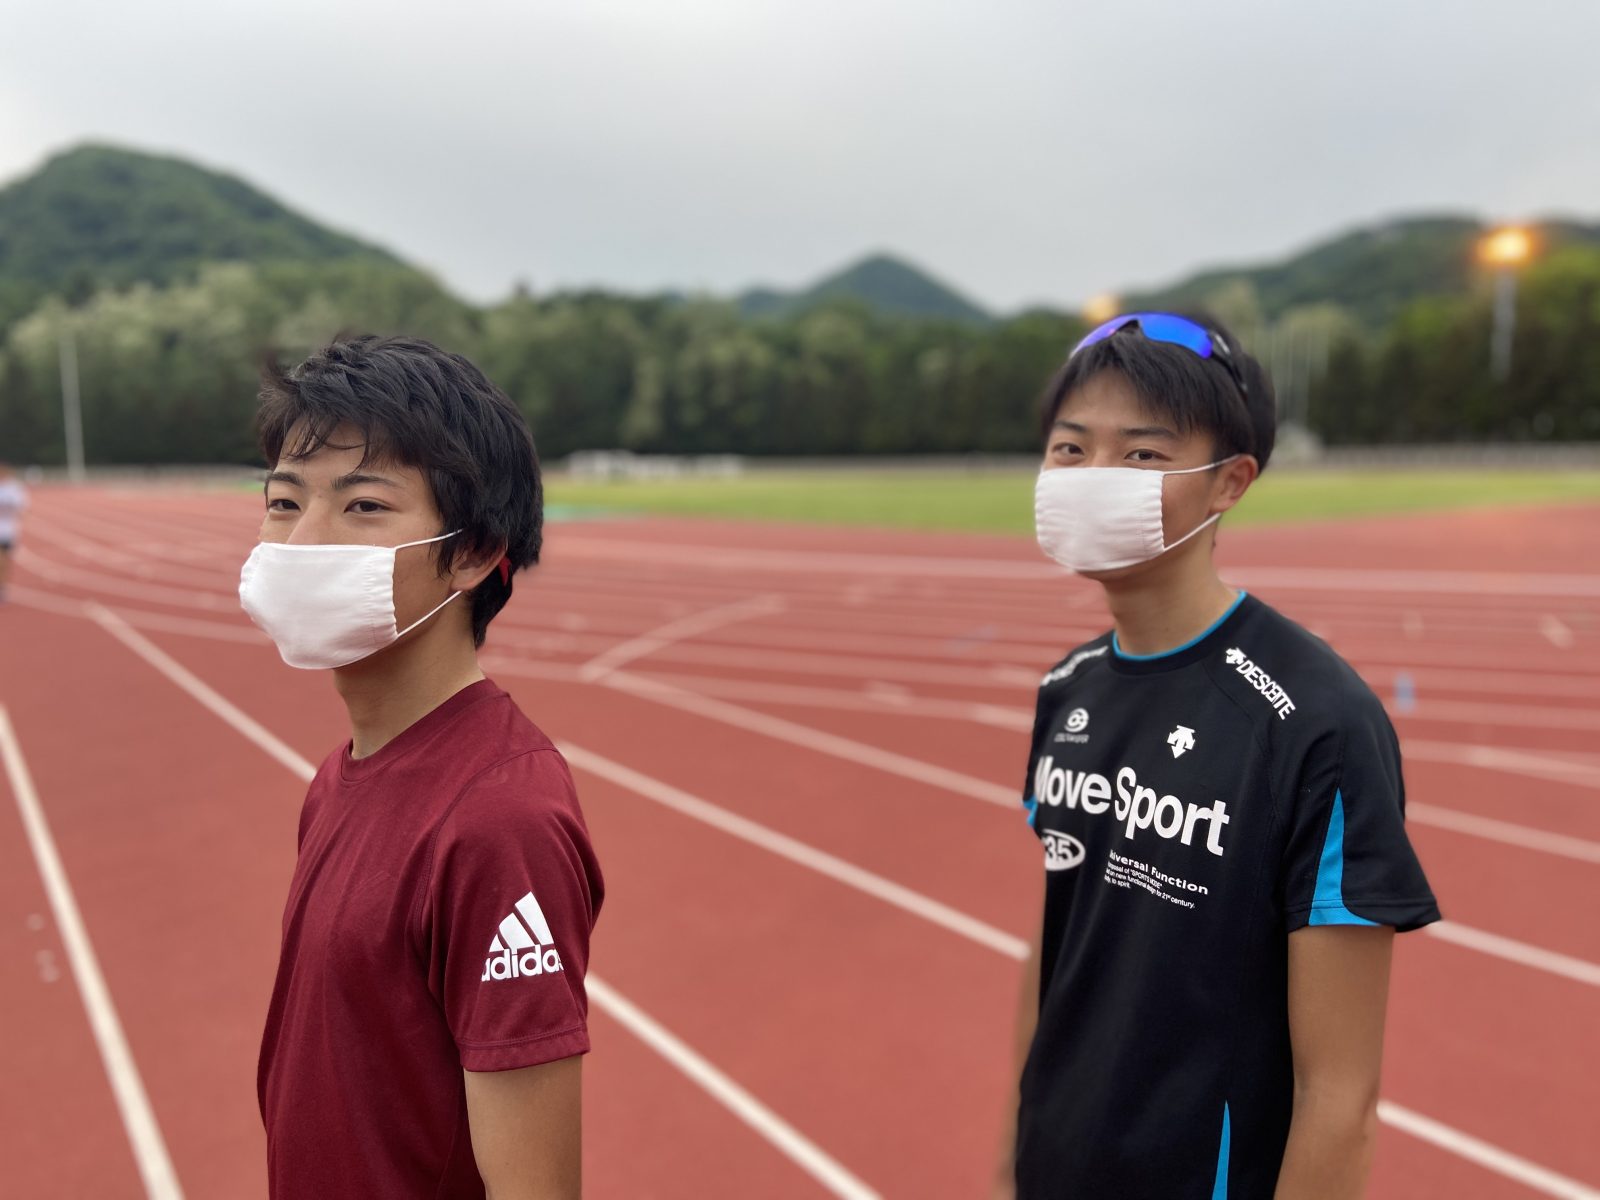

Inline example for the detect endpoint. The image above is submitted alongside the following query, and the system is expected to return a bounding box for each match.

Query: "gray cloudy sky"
[3,0,1596,312]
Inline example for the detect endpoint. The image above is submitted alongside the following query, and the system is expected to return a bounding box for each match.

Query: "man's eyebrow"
[331,472,403,491]
[1050,420,1180,440]
[263,470,404,491]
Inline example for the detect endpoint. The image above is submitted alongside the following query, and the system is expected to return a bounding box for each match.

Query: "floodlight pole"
[1490,268,1517,383]
[58,324,86,483]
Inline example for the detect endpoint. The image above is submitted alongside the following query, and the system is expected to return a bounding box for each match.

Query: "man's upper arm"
[1285,925,1394,1096]
[1281,693,1439,933]
[425,750,603,1071]
[464,1057,582,1200]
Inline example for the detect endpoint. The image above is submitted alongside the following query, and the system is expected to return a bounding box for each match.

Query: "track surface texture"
[1,486,1597,1199]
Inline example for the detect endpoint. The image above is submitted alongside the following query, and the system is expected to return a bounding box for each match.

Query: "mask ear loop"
[393,590,464,641]
[389,530,467,641]
[1159,454,1242,553]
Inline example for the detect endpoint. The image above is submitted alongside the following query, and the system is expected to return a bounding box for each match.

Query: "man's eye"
[1128,449,1163,463]
[348,500,388,515]
[1051,442,1082,456]
[266,498,298,512]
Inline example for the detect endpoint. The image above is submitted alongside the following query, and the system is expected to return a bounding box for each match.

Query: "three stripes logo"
[481,891,564,982]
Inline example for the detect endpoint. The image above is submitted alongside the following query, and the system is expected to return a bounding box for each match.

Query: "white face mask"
[239,531,462,669]
[1034,458,1236,574]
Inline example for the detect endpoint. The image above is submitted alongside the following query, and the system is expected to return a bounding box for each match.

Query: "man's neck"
[1102,544,1239,658]
[334,622,486,760]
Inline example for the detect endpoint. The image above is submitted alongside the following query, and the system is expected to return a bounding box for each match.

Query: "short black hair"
[1038,313,1276,471]
[257,334,541,648]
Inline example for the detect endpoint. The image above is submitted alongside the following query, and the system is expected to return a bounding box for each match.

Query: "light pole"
[1478,226,1532,383]
[58,322,87,484]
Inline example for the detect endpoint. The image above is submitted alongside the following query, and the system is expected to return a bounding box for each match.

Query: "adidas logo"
[481,891,565,982]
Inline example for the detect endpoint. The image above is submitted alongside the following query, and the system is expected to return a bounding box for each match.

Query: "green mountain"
[0,143,405,325]
[1124,215,1600,328]
[738,253,991,323]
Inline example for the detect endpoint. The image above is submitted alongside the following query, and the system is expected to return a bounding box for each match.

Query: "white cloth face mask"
[239,531,462,669]
[1034,458,1236,574]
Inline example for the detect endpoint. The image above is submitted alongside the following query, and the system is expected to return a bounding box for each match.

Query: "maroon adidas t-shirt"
[258,680,603,1199]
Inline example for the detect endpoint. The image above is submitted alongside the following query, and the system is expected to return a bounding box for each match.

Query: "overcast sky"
[3,0,1596,313]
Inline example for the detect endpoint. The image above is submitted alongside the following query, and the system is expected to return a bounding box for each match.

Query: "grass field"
[545,468,1600,534]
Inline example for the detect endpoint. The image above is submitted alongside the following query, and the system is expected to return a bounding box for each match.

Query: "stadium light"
[1082,293,1120,324]
[1478,226,1535,383]
[1478,226,1532,268]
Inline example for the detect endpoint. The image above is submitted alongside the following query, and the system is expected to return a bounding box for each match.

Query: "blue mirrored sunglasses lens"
[1131,313,1214,357]
[1070,312,1215,359]
[1072,315,1136,353]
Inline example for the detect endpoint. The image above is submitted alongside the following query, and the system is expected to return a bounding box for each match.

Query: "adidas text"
[483,946,565,981]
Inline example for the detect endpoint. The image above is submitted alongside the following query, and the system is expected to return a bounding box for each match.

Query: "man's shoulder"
[1210,596,1386,731]
[1038,632,1115,694]
[442,698,578,837]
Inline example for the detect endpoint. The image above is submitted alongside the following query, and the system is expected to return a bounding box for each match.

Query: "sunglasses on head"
[1071,312,1251,406]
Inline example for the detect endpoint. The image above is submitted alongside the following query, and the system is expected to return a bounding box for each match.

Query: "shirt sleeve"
[422,748,603,1072]
[1282,692,1440,933]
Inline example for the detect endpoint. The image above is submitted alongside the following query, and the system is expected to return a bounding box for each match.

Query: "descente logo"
[1032,757,1231,856]
[1224,647,1296,720]
[482,891,565,983]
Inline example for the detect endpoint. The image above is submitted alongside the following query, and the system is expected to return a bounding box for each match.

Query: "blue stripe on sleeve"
[1308,790,1378,926]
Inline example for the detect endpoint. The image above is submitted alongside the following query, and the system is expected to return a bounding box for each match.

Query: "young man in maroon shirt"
[242,335,603,1200]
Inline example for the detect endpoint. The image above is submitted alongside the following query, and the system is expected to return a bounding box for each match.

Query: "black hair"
[1038,313,1276,471]
[257,334,541,648]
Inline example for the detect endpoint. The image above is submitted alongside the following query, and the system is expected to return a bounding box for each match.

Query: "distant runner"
[0,462,29,604]
[998,313,1439,1199]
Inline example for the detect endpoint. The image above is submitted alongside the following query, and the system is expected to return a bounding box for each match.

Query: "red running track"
[1,486,1598,1199]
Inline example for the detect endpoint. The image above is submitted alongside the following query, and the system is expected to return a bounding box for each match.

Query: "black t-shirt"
[1016,591,1439,1200]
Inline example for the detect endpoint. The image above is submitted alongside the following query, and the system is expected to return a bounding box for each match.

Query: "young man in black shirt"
[999,313,1439,1200]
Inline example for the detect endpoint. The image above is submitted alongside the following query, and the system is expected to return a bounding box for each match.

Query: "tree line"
[2,248,1597,468]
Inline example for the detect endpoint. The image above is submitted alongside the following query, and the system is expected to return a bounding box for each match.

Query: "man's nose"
[284,503,338,545]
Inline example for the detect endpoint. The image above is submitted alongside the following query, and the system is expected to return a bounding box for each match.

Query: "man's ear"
[1210,455,1259,517]
[448,541,508,594]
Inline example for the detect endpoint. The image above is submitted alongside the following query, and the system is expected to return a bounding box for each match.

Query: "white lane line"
[562,744,1027,960]
[1394,699,1600,732]
[1377,1101,1600,1200]
[87,605,314,782]
[88,604,882,1200]
[601,670,1017,808]
[1425,921,1600,989]
[578,595,785,682]
[0,706,185,1200]
[1407,803,1600,866]
[1404,740,1600,792]
[586,976,880,1200]
[1541,615,1576,649]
